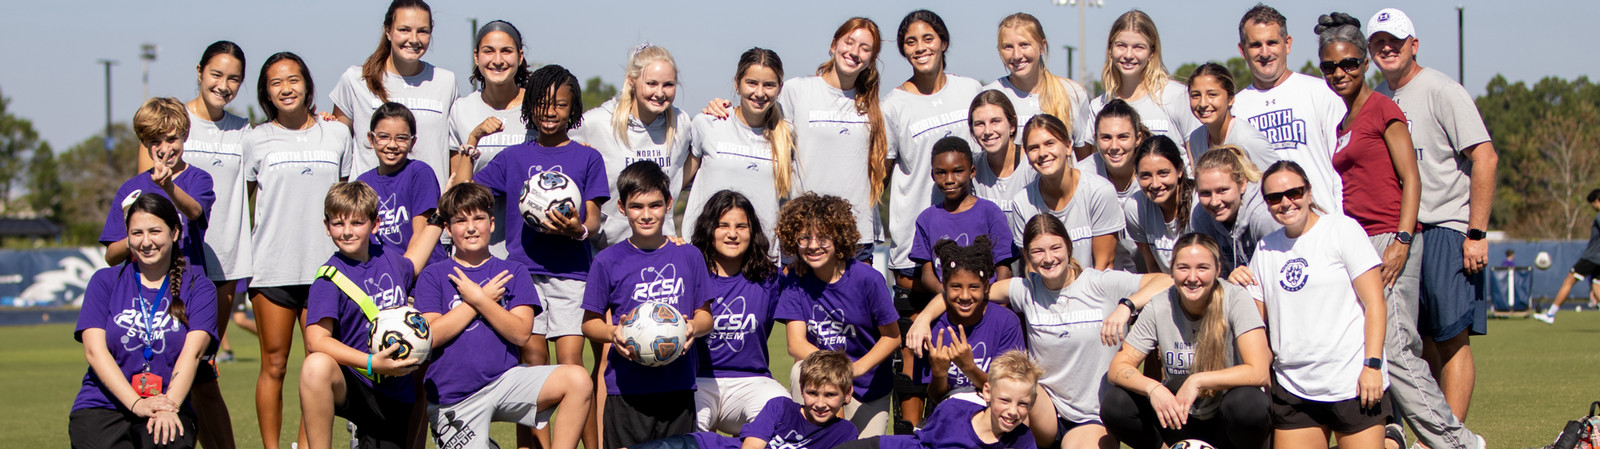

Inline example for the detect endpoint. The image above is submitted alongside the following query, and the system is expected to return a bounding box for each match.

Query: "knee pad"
[893,372,928,399]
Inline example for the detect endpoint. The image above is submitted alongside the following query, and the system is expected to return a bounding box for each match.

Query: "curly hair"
[691,190,775,282]
[775,192,860,273]
[933,235,995,284]
[522,64,583,132]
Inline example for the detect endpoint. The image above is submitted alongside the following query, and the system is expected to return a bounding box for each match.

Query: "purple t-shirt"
[100,168,216,271]
[690,396,860,449]
[473,141,610,280]
[697,272,781,378]
[414,257,540,405]
[306,244,417,402]
[914,306,1026,389]
[883,396,1037,449]
[356,159,447,264]
[581,241,711,395]
[73,263,218,411]
[909,198,1015,280]
[774,261,899,401]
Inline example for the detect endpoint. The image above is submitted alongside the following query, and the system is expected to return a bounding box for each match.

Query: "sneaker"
[1385,422,1407,449]
[217,350,235,363]
[1476,434,1486,449]
[1534,313,1555,324]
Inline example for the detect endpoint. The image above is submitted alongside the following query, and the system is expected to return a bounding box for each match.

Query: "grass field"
[7,312,1597,448]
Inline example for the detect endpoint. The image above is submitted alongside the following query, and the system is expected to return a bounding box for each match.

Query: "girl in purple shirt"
[916,236,1026,400]
[71,194,217,449]
[354,102,447,264]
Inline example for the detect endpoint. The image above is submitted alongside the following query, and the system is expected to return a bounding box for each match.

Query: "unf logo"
[537,171,569,190]
[1279,257,1310,292]
[1377,12,1390,21]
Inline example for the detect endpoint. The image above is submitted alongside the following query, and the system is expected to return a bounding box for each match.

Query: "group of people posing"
[68,2,1502,449]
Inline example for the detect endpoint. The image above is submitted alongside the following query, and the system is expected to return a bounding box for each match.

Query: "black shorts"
[603,391,695,449]
[335,368,415,449]
[1269,380,1388,434]
[252,284,310,310]
[69,406,197,449]
[1573,259,1600,280]
[1054,416,1105,445]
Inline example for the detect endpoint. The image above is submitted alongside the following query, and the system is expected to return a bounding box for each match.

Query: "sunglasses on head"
[1320,57,1365,75]
[1263,185,1308,204]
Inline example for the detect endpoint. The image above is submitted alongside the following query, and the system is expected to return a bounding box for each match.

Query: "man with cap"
[1369,7,1499,438]
[1231,3,1347,216]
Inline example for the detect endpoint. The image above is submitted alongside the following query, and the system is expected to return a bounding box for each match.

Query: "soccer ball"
[619,302,688,367]
[370,306,432,364]
[1535,251,1553,270]
[519,171,582,232]
[1170,440,1216,449]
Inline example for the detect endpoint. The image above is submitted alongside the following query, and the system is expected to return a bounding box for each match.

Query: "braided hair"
[521,64,583,131]
[932,235,996,285]
[125,193,188,327]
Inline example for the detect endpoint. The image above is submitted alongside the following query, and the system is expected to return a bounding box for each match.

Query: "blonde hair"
[997,13,1074,132]
[818,18,889,205]
[133,97,191,143]
[1171,234,1230,396]
[1194,144,1261,183]
[1101,10,1172,103]
[987,350,1042,386]
[612,45,680,150]
[736,48,796,197]
[800,350,854,394]
[323,181,380,221]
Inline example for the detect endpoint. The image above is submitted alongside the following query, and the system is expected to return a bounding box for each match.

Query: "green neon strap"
[316,265,381,380]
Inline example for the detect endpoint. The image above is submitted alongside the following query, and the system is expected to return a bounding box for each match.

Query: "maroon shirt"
[1333,92,1409,236]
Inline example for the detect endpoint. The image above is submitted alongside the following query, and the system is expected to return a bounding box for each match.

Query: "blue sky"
[2,0,1592,150]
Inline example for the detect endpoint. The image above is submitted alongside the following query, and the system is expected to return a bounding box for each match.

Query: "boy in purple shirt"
[625,351,861,449]
[416,183,593,449]
[914,237,1026,400]
[909,136,1015,292]
[102,97,216,273]
[355,102,447,264]
[839,350,1041,449]
[298,182,441,449]
[582,160,714,449]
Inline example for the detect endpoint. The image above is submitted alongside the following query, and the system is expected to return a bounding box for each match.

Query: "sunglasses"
[1319,57,1365,75]
[1263,185,1308,204]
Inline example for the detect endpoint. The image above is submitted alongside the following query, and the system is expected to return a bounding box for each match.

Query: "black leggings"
[1101,385,1271,449]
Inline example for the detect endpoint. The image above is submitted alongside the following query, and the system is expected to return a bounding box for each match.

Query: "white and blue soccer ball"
[619,302,688,367]
[519,171,582,232]
[1170,440,1216,449]
[371,306,432,364]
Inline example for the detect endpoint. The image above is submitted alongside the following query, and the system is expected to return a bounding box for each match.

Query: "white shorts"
[530,275,586,338]
[427,365,558,449]
[694,376,791,434]
[787,360,890,438]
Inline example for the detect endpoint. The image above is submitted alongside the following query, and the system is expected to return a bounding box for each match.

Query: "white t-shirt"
[683,113,784,260]
[1089,80,1204,168]
[1247,213,1387,401]
[984,76,1094,147]
[1188,119,1279,172]
[883,74,984,270]
[1007,172,1125,269]
[568,98,693,248]
[181,110,253,281]
[243,120,353,287]
[1008,269,1143,423]
[448,91,533,259]
[1375,67,1493,232]
[1232,73,1347,215]
[779,76,879,244]
[330,63,458,190]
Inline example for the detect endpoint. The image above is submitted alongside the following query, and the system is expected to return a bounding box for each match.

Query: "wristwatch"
[1467,229,1487,241]
[427,210,449,227]
[1364,357,1384,370]
[1117,298,1139,318]
[1395,231,1414,245]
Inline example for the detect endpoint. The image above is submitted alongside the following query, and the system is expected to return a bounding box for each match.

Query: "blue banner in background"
[1489,240,1592,301]
[0,248,108,308]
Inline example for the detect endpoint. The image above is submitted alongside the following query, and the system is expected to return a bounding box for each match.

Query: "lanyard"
[134,273,172,370]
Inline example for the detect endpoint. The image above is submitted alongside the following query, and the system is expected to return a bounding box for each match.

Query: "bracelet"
[1145,383,1162,396]
[575,226,589,241]
[367,353,374,375]
[131,397,144,409]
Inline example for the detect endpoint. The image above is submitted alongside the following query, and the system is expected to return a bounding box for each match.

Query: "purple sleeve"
[305,277,342,326]
[182,269,219,340]
[737,397,789,441]
[410,165,440,216]
[186,171,216,218]
[909,212,933,264]
[413,267,447,315]
[583,149,611,206]
[864,268,897,328]
[506,262,541,313]
[985,203,1015,263]
[75,269,117,341]
[688,250,712,310]
[580,256,612,315]
[993,309,1026,354]
[473,155,506,195]
[99,181,137,245]
[772,278,805,322]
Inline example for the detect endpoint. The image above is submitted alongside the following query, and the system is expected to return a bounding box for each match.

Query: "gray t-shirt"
[181,110,253,281]
[884,75,984,270]
[1188,182,1281,277]
[985,76,1094,146]
[974,153,1038,213]
[448,91,534,259]
[1112,180,1142,272]
[569,98,693,248]
[1090,80,1204,168]
[1009,172,1125,269]
[1123,190,1187,273]
[683,113,784,260]
[244,120,353,287]
[1008,269,1143,423]
[1124,282,1265,419]
[330,63,458,190]
[1188,120,1279,172]
[1375,67,1492,232]
[779,76,879,244]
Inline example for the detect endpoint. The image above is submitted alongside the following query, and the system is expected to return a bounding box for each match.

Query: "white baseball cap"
[1367,8,1416,40]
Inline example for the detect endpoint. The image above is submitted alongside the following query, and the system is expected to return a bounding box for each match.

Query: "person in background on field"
[1535,189,1600,325]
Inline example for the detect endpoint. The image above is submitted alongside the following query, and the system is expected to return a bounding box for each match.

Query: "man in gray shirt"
[1369,8,1498,444]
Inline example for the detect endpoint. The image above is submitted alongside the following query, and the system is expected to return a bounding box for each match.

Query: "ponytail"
[167,254,188,328]
[735,48,797,197]
[818,18,888,205]
[1195,144,1261,184]
[1172,233,1229,395]
[124,193,189,327]
[613,44,681,149]
[999,14,1074,131]
[361,0,433,102]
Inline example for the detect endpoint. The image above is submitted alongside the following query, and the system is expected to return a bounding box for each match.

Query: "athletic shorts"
[1572,259,1600,281]
[1417,226,1487,341]
[429,365,558,449]
[69,406,197,449]
[853,244,874,263]
[694,376,790,434]
[334,368,414,449]
[252,284,310,310]
[1269,380,1388,434]
[530,274,585,338]
[1054,415,1106,445]
[604,390,696,449]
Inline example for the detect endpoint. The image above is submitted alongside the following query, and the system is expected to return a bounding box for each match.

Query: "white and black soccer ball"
[370,306,432,364]
[619,302,688,367]
[1170,440,1216,449]
[519,171,582,232]
[1536,251,1553,270]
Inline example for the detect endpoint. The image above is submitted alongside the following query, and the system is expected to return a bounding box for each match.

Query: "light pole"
[1052,0,1103,86]
[1064,45,1076,80]
[1456,5,1464,84]
[140,44,157,100]
[97,59,117,165]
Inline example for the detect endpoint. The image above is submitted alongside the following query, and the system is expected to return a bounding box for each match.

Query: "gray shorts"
[530,274,586,338]
[428,365,558,449]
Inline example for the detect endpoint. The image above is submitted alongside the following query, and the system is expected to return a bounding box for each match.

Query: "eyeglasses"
[1319,57,1365,75]
[371,132,414,145]
[1263,185,1309,205]
[798,235,833,249]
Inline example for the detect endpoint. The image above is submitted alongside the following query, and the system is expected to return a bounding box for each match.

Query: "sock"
[1548,304,1560,315]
